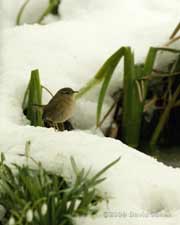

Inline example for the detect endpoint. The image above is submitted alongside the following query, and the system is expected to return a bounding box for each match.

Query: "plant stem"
[37,3,55,24]
[97,101,117,127]
[122,59,144,148]
[26,69,43,127]
[141,70,180,80]
[22,81,30,110]
[75,78,101,99]
[164,35,180,47]
[153,47,180,54]
[76,47,126,100]
[121,48,159,148]
[41,85,54,97]
[150,85,180,146]
[169,22,180,39]
[16,0,30,25]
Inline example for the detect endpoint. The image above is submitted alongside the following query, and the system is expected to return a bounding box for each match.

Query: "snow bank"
[0,0,180,225]
[60,0,180,23]
[1,126,180,225]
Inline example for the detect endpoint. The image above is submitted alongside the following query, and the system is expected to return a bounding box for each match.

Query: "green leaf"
[76,47,127,100]
[25,69,43,127]
[16,0,30,25]
[96,47,128,125]
[0,151,120,224]
[0,152,5,163]
[90,157,120,185]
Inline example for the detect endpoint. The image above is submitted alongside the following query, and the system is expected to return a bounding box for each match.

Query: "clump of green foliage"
[76,22,180,152]
[0,151,120,225]
[76,46,180,149]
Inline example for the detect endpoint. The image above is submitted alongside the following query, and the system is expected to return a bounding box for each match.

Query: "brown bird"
[42,87,78,130]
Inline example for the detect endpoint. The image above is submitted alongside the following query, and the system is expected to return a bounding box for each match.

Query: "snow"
[0,0,180,225]
[1,0,49,28]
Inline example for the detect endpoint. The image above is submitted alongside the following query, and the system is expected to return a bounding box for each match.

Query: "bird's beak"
[73,91,79,93]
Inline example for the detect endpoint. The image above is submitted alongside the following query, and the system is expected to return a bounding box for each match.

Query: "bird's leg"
[55,123,60,131]
[52,122,59,131]
[52,122,56,130]
[62,123,64,131]
[58,123,64,131]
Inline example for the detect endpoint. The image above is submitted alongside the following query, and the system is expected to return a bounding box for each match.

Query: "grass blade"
[16,0,30,25]
[96,48,126,126]
[37,0,60,24]
[90,157,120,185]
[26,69,43,127]
[76,47,126,100]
